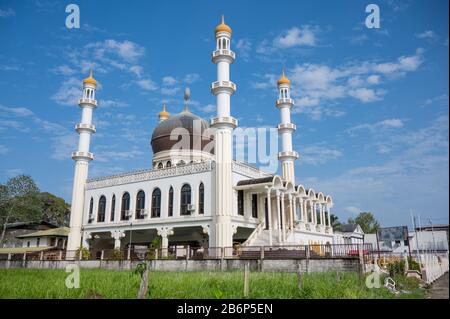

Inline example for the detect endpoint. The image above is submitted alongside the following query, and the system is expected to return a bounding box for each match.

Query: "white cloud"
[422,94,449,107]
[301,146,343,165]
[0,144,9,155]
[52,65,76,76]
[273,26,317,48]
[306,116,449,225]
[51,77,82,106]
[162,76,178,86]
[415,30,438,40]
[198,104,216,113]
[161,87,180,96]
[250,48,424,119]
[135,79,158,91]
[347,118,404,135]
[98,99,129,108]
[0,8,15,18]
[345,206,361,215]
[5,168,24,177]
[236,39,252,61]
[183,73,200,84]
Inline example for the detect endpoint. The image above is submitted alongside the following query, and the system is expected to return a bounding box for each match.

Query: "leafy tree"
[0,175,40,246]
[0,175,70,247]
[330,214,342,231]
[348,212,380,234]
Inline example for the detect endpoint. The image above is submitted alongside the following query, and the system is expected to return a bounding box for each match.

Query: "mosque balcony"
[211,80,236,95]
[75,123,96,134]
[278,151,299,160]
[277,123,296,132]
[211,116,238,128]
[78,98,97,107]
[212,49,235,63]
[71,151,94,161]
[276,98,294,107]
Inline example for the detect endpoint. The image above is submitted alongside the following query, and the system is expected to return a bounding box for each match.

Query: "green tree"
[0,175,40,246]
[0,175,71,247]
[348,212,380,233]
[330,214,342,231]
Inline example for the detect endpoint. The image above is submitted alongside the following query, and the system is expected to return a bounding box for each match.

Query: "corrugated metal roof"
[16,227,70,238]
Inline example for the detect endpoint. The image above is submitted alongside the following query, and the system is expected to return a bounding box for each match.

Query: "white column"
[289,194,294,231]
[157,227,174,258]
[276,191,282,243]
[211,20,236,251]
[111,230,125,250]
[327,205,332,227]
[280,193,286,242]
[266,187,272,246]
[67,77,97,258]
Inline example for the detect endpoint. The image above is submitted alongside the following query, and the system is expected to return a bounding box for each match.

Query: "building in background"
[333,224,365,245]
[1,221,58,248]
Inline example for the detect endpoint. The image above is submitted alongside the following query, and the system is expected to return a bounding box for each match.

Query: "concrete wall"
[0,257,360,273]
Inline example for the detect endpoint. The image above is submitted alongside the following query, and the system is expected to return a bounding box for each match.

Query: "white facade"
[66,17,335,255]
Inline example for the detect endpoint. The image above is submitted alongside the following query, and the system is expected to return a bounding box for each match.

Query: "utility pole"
[410,210,420,262]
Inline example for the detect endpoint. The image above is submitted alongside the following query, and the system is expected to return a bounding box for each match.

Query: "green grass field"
[0,268,426,299]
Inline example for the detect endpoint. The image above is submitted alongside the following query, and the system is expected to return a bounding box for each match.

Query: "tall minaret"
[210,16,237,249]
[66,69,97,256]
[276,68,298,184]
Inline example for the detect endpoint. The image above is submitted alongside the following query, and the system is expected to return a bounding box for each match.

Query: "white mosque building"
[66,16,335,257]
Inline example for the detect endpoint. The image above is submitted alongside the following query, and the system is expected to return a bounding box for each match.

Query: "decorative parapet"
[78,98,97,107]
[86,161,213,190]
[232,161,272,179]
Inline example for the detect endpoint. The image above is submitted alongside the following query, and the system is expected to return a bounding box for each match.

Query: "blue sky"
[0,0,448,227]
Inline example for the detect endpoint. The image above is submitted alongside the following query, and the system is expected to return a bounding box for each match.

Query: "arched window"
[180,184,191,215]
[121,192,130,220]
[198,183,204,215]
[136,190,145,219]
[151,188,161,218]
[97,195,106,222]
[88,197,94,223]
[111,194,116,222]
[168,187,174,217]
[158,162,164,169]
[166,161,171,168]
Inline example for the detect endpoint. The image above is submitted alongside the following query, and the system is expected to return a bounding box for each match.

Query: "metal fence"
[0,243,373,262]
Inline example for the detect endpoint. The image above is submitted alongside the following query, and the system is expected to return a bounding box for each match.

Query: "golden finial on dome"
[159,104,170,119]
[277,67,291,87]
[215,15,232,34]
[83,68,97,87]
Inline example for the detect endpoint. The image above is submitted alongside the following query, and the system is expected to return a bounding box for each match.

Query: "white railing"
[212,49,235,60]
[420,252,449,283]
[78,98,97,106]
[86,161,213,190]
[242,221,265,247]
[211,81,236,92]
[276,98,294,106]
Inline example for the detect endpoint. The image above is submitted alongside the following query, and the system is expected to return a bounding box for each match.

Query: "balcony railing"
[212,49,235,61]
[78,98,97,106]
[277,123,296,131]
[71,151,94,161]
[210,116,237,128]
[75,123,96,133]
[276,98,294,106]
[278,151,299,159]
[211,80,236,93]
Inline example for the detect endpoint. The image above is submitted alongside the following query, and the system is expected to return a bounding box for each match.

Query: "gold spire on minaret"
[159,104,170,120]
[215,15,232,34]
[277,67,291,87]
[83,68,97,87]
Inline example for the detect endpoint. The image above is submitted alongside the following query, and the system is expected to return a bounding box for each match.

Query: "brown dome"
[151,110,214,154]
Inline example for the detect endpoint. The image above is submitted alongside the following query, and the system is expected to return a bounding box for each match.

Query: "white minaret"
[66,69,97,257]
[276,68,298,184]
[210,16,237,249]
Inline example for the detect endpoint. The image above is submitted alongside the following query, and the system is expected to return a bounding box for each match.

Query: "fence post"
[100,250,104,261]
[358,244,365,276]
[40,251,44,261]
[59,251,63,260]
[243,262,249,298]
[297,263,302,289]
[305,246,310,273]
[260,246,264,260]
[23,252,27,261]
[7,253,11,261]
[186,245,190,260]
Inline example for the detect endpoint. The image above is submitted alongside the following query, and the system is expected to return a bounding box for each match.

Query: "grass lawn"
[0,268,426,299]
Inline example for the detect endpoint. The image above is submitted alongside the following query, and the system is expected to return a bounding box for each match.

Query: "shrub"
[75,247,90,260]
[111,249,123,260]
